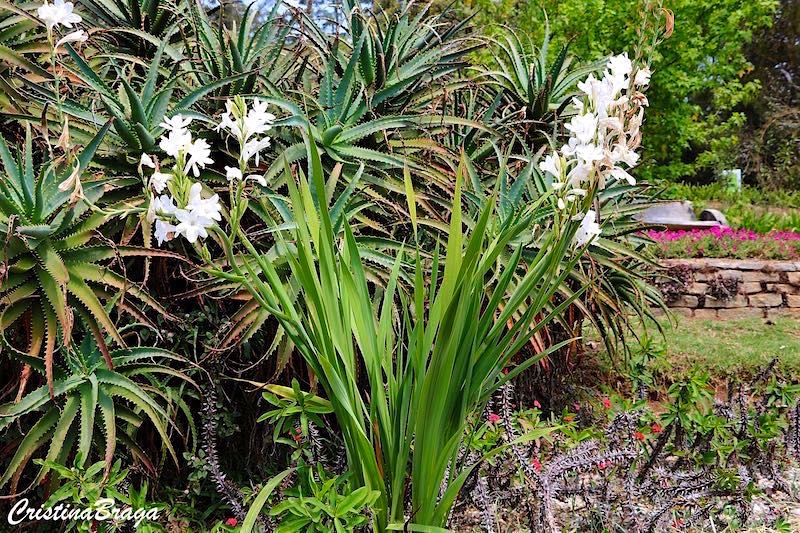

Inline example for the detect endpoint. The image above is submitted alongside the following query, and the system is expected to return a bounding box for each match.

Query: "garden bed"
[659,258,800,319]
[649,227,800,260]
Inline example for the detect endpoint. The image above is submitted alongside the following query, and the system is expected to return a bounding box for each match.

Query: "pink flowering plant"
[648,226,800,260]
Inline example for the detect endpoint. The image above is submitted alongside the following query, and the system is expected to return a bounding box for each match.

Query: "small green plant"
[0,335,195,492]
[36,459,165,532]
[270,466,380,533]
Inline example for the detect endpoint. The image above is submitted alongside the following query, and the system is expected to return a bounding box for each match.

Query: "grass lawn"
[592,314,800,381]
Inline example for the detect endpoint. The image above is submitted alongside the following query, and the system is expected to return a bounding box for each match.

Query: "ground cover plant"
[0,0,798,532]
[647,226,800,260]
[648,227,800,260]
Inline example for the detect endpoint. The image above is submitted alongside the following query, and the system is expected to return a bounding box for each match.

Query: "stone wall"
[661,259,800,319]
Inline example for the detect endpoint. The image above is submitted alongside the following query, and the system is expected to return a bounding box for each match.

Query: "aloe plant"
[485,27,607,137]
[78,0,185,56]
[185,0,292,98]
[0,334,195,494]
[214,141,584,530]
[0,124,176,399]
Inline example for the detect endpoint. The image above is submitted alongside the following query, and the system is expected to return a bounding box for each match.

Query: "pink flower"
[601,397,611,409]
[597,461,608,470]
[651,423,663,434]
[226,518,238,527]
[533,400,542,408]
[531,457,542,472]
[488,413,501,423]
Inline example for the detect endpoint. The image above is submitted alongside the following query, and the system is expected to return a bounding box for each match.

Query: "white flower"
[37,0,81,30]
[567,162,593,187]
[607,53,632,80]
[242,136,271,166]
[244,100,275,139]
[159,128,191,157]
[139,153,155,168]
[574,143,605,164]
[154,219,177,245]
[247,174,267,186]
[227,166,266,186]
[565,113,598,145]
[225,166,243,181]
[55,29,87,48]
[634,67,651,86]
[574,209,601,247]
[539,153,562,178]
[610,143,640,167]
[578,75,616,115]
[149,172,172,193]
[609,166,637,186]
[571,96,584,114]
[600,116,624,133]
[216,105,241,139]
[217,99,275,147]
[186,182,222,222]
[175,209,211,243]
[152,194,177,216]
[185,138,213,177]
[159,115,192,132]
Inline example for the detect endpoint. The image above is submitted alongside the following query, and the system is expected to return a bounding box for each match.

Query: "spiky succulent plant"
[0,124,177,399]
[0,334,195,494]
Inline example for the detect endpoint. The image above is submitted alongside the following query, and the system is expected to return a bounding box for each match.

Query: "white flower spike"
[55,29,87,48]
[38,0,81,31]
[574,210,602,247]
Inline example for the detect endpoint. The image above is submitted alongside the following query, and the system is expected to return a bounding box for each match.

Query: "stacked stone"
[662,259,800,319]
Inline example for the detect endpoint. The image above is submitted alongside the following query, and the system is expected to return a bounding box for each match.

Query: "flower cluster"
[539,53,652,247]
[37,0,81,30]
[141,98,275,246]
[648,226,800,260]
[216,96,274,185]
[141,116,221,245]
[37,0,88,47]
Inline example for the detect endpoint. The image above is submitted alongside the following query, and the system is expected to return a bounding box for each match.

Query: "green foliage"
[37,459,166,532]
[661,181,800,209]
[215,138,585,529]
[0,335,195,494]
[0,125,175,396]
[459,0,779,182]
[258,379,334,458]
[270,467,380,532]
[724,204,800,233]
[483,27,606,139]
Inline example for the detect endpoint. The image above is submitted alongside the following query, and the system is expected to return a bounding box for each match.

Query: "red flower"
[488,413,501,423]
[597,461,608,470]
[634,431,645,441]
[531,457,542,472]
[601,397,611,409]
[533,400,542,408]
[226,518,238,527]
[651,423,663,434]
[503,368,509,375]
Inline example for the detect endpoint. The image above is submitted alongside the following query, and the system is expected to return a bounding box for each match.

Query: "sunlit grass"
[591,314,800,380]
